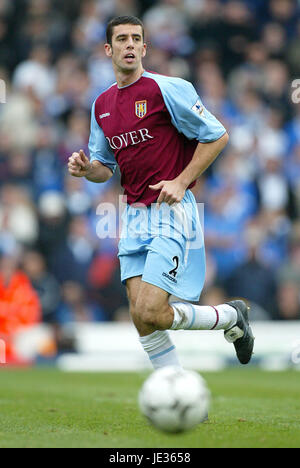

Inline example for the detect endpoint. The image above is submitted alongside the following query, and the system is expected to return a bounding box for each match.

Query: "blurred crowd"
[0,0,300,349]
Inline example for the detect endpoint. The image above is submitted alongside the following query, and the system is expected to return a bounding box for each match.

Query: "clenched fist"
[68,150,92,178]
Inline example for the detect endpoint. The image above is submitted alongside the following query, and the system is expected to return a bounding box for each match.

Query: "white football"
[138,366,210,433]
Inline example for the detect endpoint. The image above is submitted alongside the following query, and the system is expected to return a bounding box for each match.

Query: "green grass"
[0,367,299,448]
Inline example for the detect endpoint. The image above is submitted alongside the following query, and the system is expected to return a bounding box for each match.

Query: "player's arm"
[178,132,229,187]
[150,133,229,207]
[149,76,228,207]
[68,150,113,182]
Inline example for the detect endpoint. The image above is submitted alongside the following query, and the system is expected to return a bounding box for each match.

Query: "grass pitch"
[0,367,299,448]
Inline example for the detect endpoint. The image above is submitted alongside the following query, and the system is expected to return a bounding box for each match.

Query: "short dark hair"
[106,16,145,45]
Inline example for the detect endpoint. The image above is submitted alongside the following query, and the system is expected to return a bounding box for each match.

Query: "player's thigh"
[127,276,170,313]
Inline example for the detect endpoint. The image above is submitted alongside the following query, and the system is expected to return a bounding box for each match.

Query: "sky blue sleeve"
[89,101,117,173]
[146,73,226,143]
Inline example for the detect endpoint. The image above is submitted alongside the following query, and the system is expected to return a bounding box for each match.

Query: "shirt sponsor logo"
[135,100,147,119]
[106,128,154,150]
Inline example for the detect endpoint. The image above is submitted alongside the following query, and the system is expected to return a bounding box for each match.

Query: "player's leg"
[170,299,254,365]
[134,280,253,365]
[126,277,182,369]
[132,279,237,363]
[126,275,158,337]
[135,280,237,334]
[121,192,254,365]
[126,275,143,330]
[124,261,253,366]
[133,281,173,336]
[136,244,253,365]
[134,190,254,365]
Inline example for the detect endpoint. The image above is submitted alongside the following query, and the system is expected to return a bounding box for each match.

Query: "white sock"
[139,330,182,369]
[170,302,237,331]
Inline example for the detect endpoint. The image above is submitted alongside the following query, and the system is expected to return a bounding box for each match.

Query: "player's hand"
[68,150,92,178]
[149,179,187,209]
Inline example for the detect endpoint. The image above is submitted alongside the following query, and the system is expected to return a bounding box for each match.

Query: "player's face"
[105,24,146,73]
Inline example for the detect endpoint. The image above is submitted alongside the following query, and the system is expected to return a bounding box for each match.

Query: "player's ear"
[104,43,113,58]
[142,43,147,59]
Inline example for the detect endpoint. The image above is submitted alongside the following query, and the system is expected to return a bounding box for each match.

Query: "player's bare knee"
[141,311,160,329]
[136,300,167,329]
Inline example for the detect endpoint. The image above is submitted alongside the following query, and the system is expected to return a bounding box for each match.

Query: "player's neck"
[115,66,145,89]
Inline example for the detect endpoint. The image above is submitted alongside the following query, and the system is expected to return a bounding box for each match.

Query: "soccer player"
[68,16,254,369]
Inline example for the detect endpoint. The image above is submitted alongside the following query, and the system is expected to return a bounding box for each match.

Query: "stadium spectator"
[0,250,41,362]
[22,250,61,323]
[12,43,56,101]
[37,190,69,264]
[58,108,90,165]
[277,222,300,288]
[286,144,300,214]
[277,281,300,320]
[56,280,107,323]
[144,2,194,56]
[0,184,39,246]
[224,223,278,319]
[286,18,300,75]
[267,0,298,38]
[49,215,97,285]
[89,253,128,321]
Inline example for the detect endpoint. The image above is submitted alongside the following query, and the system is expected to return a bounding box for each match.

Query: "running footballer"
[68,16,254,369]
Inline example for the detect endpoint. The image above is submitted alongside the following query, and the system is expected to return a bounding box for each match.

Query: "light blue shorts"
[118,190,206,302]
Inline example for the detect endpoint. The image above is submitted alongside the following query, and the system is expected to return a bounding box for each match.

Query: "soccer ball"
[138,366,210,433]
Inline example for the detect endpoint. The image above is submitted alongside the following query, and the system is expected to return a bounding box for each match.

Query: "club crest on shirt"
[135,100,147,118]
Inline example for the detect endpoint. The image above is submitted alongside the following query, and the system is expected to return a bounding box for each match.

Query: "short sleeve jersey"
[89,71,226,206]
